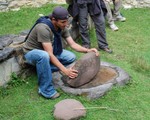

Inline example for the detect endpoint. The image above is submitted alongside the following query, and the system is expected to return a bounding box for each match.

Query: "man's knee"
[69,52,76,63]
[34,50,50,61]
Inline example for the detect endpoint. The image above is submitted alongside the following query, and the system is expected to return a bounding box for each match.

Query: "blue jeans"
[24,49,76,98]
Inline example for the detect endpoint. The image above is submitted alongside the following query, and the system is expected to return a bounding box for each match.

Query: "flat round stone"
[53,99,86,120]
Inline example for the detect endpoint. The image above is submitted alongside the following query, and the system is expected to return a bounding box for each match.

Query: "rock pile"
[0,0,150,12]
[0,32,27,62]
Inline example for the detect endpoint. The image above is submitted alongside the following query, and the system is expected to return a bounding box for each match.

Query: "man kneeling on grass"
[23,6,99,99]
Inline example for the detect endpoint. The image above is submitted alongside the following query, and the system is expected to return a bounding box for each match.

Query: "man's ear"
[52,17,57,21]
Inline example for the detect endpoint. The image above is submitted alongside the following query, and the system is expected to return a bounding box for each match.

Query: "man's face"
[55,19,69,30]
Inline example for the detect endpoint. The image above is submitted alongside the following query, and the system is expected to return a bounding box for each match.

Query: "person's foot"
[38,92,60,99]
[82,44,90,49]
[109,24,119,31]
[98,47,113,54]
[50,93,60,99]
[114,14,126,22]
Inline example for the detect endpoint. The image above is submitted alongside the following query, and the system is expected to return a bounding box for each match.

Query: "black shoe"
[98,47,113,54]
[82,44,90,49]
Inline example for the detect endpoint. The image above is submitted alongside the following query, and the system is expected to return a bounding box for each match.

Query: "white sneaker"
[114,14,126,22]
[110,24,119,31]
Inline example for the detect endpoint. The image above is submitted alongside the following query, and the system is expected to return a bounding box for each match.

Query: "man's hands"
[61,48,99,79]
[87,48,99,56]
[63,67,78,79]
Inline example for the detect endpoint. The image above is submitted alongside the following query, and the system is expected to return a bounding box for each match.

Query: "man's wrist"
[86,48,89,53]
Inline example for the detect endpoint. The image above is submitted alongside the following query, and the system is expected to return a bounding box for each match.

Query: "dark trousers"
[78,3,108,49]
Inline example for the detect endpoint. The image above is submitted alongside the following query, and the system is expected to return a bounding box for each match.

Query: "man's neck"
[51,19,59,31]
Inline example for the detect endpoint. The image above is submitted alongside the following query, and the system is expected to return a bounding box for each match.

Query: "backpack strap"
[25,16,49,41]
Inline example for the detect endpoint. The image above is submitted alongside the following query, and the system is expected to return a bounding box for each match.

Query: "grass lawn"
[0,4,150,120]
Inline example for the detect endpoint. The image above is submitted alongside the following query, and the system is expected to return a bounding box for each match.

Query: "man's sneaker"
[51,93,60,99]
[110,24,119,31]
[38,92,60,100]
[114,14,126,22]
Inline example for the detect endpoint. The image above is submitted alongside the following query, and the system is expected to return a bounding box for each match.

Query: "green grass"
[0,4,150,120]
[0,4,67,35]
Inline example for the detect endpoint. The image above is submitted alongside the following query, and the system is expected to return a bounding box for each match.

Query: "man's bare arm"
[66,36,99,56]
[42,42,78,78]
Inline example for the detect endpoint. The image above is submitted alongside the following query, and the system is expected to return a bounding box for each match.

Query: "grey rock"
[0,2,8,6]
[0,57,21,86]
[12,35,26,45]
[53,99,86,120]
[0,47,14,62]
[0,34,26,62]
[63,52,100,88]
[0,37,13,47]
[19,30,29,36]
[0,34,17,47]
[0,44,3,50]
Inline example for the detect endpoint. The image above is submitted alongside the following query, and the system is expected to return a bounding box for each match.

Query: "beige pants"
[103,0,122,25]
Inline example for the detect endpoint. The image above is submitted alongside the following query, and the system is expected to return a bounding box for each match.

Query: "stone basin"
[53,61,130,100]
[79,66,118,89]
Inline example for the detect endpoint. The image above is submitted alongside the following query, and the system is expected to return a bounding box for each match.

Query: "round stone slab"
[53,99,86,120]
[63,52,100,88]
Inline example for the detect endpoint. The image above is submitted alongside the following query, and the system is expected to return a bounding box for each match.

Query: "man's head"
[51,6,69,20]
[50,6,69,29]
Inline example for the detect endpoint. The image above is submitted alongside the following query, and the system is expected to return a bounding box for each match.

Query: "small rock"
[0,44,3,50]
[53,99,86,120]
[20,30,29,36]
[0,47,14,62]
[12,35,26,45]
[123,4,133,9]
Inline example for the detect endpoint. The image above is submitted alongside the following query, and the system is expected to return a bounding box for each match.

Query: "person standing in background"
[67,0,113,53]
[103,0,126,31]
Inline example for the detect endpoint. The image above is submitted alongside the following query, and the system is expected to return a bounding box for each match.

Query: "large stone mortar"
[53,61,130,100]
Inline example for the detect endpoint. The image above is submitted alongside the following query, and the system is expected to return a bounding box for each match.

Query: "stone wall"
[122,0,150,8]
[0,0,150,12]
[0,57,21,86]
[0,0,65,12]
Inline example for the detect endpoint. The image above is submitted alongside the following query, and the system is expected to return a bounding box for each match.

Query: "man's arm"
[66,36,99,56]
[42,42,78,78]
